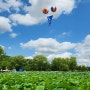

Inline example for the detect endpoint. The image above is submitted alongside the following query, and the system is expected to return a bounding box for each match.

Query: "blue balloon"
[47,15,53,25]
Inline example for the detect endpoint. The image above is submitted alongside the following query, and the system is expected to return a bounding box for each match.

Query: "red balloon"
[51,6,57,12]
[42,8,48,14]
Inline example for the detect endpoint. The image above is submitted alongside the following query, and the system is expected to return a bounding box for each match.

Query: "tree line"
[0,46,89,71]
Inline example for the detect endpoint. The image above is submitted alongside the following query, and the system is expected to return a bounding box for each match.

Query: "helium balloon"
[42,8,48,14]
[51,6,57,12]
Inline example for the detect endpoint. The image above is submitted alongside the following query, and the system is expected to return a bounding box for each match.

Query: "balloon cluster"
[42,6,57,25]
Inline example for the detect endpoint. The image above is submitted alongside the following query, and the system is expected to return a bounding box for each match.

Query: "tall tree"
[33,55,49,71]
[69,56,77,71]
[10,55,26,70]
[0,46,6,60]
[51,57,69,71]
[23,59,34,71]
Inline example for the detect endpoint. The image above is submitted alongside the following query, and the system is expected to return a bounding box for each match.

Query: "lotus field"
[0,71,90,90]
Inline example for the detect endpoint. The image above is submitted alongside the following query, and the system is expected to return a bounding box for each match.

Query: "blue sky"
[0,0,90,66]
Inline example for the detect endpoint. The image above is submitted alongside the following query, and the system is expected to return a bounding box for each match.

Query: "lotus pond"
[0,71,90,90]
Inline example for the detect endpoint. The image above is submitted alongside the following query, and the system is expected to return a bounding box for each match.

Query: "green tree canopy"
[69,56,77,71]
[9,55,26,70]
[33,55,49,71]
[51,57,69,71]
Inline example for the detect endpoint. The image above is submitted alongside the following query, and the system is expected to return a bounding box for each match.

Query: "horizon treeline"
[0,46,89,71]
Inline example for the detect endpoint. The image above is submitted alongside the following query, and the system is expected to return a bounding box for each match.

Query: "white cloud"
[8,46,12,50]
[47,52,73,61]
[0,0,23,33]
[0,0,23,13]
[59,32,71,38]
[9,14,39,25]
[10,33,18,38]
[75,35,90,66]
[10,0,78,25]
[28,0,76,17]
[20,38,74,62]
[0,16,12,33]
[20,38,75,54]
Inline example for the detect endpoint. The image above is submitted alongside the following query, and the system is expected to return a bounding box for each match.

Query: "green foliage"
[76,65,88,71]
[69,57,77,71]
[0,46,5,56]
[51,57,69,71]
[10,55,26,70]
[36,86,45,90]
[33,55,50,71]
[0,46,6,62]
[0,72,90,90]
